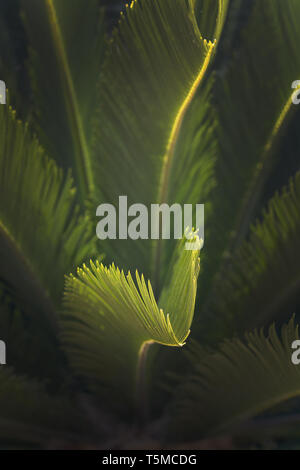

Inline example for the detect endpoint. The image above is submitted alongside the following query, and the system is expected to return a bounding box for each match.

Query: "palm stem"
[135,340,154,425]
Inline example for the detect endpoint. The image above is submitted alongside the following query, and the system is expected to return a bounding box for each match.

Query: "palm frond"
[168,317,300,441]
[61,234,201,414]
[21,0,105,200]
[92,0,228,282]
[0,102,96,325]
[198,0,300,311]
[201,172,300,344]
[1,0,300,450]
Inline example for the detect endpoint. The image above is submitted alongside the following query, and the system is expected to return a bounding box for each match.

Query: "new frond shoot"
[61,231,201,418]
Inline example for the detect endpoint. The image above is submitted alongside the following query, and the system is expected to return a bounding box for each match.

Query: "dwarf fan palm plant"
[0,0,300,449]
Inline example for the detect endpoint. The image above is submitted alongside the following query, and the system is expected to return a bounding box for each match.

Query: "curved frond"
[169,317,300,441]
[201,171,300,344]
[0,103,96,324]
[21,0,105,200]
[199,0,300,310]
[92,0,228,281]
[61,235,201,413]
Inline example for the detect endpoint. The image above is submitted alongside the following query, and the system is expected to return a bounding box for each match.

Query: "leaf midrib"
[152,41,216,291]
[45,0,94,200]
[152,0,228,291]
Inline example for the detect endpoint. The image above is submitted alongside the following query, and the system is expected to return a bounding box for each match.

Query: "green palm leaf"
[199,0,300,312]
[169,317,300,441]
[61,233,201,413]
[21,0,105,200]
[199,171,300,344]
[0,102,95,325]
[92,0,228,283]
[1,0,300,449]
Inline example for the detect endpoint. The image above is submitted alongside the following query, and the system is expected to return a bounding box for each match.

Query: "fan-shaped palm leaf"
[61,233,201,414]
